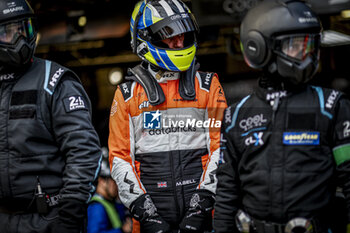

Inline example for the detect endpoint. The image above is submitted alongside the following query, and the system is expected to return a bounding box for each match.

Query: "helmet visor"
[277,34,320,61]
[0,18,35,45]
[145,13,199,42]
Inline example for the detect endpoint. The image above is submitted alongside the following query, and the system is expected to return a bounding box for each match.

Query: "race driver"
[108,0,227,232]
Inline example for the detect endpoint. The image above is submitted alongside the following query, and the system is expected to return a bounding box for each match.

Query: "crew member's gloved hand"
[179,190,215,232]
[51,198,86,233]
[130,194,171,233]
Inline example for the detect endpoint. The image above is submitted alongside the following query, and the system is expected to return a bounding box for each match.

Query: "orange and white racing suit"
[108,68,227,232]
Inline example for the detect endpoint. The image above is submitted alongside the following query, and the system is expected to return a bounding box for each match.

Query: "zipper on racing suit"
[269,95,281,220]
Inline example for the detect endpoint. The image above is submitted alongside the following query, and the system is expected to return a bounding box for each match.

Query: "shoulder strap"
[90,195,122,229]
[178,60,200,100]
[126,61,200,105]
[126,64,165,106]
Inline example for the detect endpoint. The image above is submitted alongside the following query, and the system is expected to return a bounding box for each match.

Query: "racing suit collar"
[147,63,180,83]
[256,75,307,107]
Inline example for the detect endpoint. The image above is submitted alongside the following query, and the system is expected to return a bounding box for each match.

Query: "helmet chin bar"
[0,38,34,69]
[276,55,318,85]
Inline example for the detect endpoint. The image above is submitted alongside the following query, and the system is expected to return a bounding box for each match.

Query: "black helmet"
[0,0,37,70]
[240,0,322,85]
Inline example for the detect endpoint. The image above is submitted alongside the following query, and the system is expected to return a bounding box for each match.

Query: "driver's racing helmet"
[240,0,322,85]
[0,0,37,70]
[130,0,199,72]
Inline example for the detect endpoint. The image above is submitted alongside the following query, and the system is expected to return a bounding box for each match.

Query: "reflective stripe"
[90,195,122,229]
[311,86,333,119]
[241,127,267,137]
[226,95,250,133]
[333,143,350,166]
[44,60,53,95]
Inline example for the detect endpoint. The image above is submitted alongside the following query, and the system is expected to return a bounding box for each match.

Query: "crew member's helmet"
[240,0,322,85]
[0,0,37,70]
[130,0,199,72]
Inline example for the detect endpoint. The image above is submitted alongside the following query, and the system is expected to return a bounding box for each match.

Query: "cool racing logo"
[239,114,267,131]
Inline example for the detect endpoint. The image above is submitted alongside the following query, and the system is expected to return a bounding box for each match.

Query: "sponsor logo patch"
[121,83,129,93]
[138,101,149,110]
[63,95,87,112]
[266,91,287,101]
[0,73,15,81]
[143,110,161,129]
[283,132,320,145]
[49,68,64,87]
[3,5,24,14]
[266,91,287,106]
[225,106,232,124]
[176,179,196,187]
[239,114,267,131]
[326,90,339,109]
[298,11,318,23]
[245,132,264,146]
[204,73,211,86]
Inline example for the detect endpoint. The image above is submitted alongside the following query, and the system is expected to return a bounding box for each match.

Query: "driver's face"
[161,33,185,49]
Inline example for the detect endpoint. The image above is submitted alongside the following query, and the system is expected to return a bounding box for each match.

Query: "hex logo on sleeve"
[63,95,87,113]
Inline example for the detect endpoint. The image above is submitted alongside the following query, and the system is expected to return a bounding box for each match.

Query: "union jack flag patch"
[157,182,167,188]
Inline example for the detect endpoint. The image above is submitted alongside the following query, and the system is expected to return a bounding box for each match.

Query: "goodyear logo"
[283,132,320,145]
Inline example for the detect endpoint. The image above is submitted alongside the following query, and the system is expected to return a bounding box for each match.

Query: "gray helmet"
[0,0,37,70]
[240,0,322,85]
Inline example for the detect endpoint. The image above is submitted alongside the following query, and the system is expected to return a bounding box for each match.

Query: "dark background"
[27,0,350,147]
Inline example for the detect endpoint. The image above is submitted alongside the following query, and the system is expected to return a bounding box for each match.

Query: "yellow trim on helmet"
[165,44,196,71]
[143,44,197,71]
[143,50,158,66]
[152,15,163,24]
[131,2,142,22]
